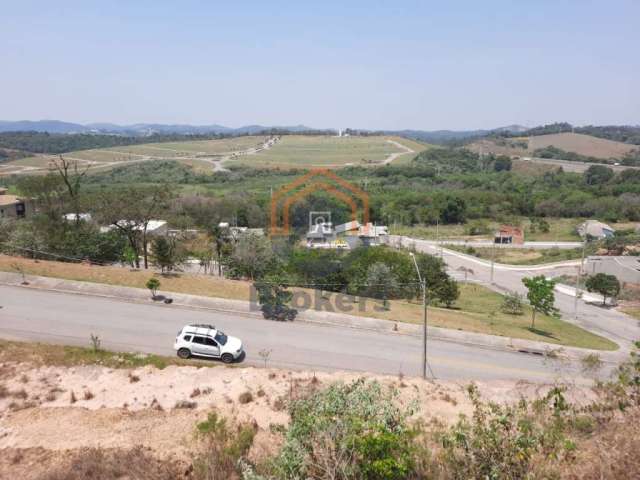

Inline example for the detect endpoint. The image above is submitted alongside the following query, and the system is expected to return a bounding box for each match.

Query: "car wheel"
[177,348,191,359]
[221,353,234,364]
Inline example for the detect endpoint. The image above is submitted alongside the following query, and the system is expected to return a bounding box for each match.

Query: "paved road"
[515,157,640,174]
[390,236,640,352]
[427,240,582,250]
[0,285,596,382]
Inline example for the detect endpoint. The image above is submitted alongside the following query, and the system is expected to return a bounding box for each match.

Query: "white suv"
[174,324,243,363]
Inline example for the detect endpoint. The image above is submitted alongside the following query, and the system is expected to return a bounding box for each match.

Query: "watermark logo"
[269,168,370,236]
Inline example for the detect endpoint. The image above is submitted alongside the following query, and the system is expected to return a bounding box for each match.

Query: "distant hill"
[469,132,638,162]
[0,120,89,134]
[0,120,317,137]
[380,125,528,145]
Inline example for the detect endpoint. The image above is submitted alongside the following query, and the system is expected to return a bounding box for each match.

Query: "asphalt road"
[0,285,593,382]
[403,238,640,350]
[515,157,640,174]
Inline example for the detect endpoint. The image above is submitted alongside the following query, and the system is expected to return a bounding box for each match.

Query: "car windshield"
[215,331,228,346]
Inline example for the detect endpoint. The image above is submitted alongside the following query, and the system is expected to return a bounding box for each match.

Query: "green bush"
[436,385,572,479]
[272,379,419,480]
[501,291,524,315]
[194,412,257,480]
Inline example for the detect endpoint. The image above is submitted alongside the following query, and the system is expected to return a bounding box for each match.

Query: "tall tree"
[522,276,559,328]
[93,185,173,269]
[50,155,89,223]
[585,273,620,306]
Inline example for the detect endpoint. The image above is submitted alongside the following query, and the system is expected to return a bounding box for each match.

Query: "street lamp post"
[410,252,428,379]
[574,238,587,319]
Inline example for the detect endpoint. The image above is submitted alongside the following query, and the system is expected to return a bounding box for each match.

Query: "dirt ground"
[0,362,597,478]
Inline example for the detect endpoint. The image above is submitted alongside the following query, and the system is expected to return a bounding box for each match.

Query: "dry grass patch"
[0,338,218,370]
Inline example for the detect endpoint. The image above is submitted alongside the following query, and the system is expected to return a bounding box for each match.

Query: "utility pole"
[410,252,429,380]
[574,238,587,319]
[490,240,496,284]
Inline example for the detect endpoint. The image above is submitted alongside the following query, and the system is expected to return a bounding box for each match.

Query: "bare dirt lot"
[528,132,636,159]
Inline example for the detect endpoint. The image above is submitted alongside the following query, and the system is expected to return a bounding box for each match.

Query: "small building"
[578,220,615,240]
[62,213,93,222]
[306,221,336,247]
[0,188,34,220]
[306,220,388,249]
[494,225,524,245]
[101,219,168,236]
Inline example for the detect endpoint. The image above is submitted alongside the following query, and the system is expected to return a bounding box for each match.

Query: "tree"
[522,276,559,328]
[438,195,466,224]
[151,236,183,273]
[224,234,278,280]
[585,273,620,306]
[493,155,512,172]
[49,155,89,224]
[433,277,459,308]
[208,223,231,276]
[93,185,173,269]
[253,274,297,321]
[584,165,614,186]
[146,277,160,299]
[365,262,399,310]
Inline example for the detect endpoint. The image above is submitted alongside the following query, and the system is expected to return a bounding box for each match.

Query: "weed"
[194,412,256,480]
[70,391,77,404]
[88,334,101,353]
[83,390,94,400]
[12,388,28,400]
[238,391,253,404]
[128,372,140,383]
[174,400,197,409]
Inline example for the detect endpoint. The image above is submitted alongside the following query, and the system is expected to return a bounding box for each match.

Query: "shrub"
[272,379,419,480]
[501,291,524,315]
[145,277,161,299]
[194,412,257,480]
[174,400,197,409]
[238,391,254,404]
[436,385,572,479]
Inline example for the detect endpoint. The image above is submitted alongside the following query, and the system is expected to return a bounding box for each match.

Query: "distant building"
[578,220,615,240]
[306,221,336,247]
[62,213,93,222]
[216,222,264,241]
[494,225,524,245]
[101,219,168,236]
[306,220,388,249]
[0,188,34,219]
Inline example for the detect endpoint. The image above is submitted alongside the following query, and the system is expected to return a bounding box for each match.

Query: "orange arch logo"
[270,169,370,236]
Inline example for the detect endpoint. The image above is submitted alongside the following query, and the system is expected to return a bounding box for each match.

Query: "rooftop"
[0,194,23,206]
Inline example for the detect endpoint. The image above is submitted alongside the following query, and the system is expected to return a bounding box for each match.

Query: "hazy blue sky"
[1,1,638,130]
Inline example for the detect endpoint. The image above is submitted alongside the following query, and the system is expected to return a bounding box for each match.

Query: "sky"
[1,0,638,130]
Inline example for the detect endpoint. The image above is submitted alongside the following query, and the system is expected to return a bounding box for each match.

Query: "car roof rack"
[188,324,216,330]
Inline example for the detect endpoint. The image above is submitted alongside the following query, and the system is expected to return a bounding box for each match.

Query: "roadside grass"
[0,255,616,350]
[0,338,216,369]
[323,283,616,351]
[620,307,640,320]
